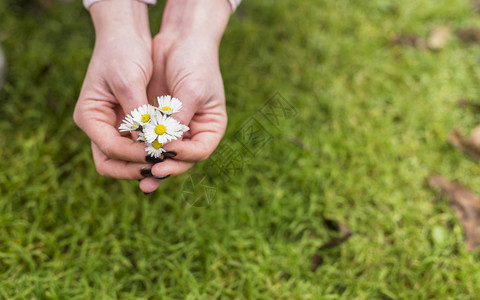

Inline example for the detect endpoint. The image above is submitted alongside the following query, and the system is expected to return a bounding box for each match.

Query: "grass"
[1,0,480,298]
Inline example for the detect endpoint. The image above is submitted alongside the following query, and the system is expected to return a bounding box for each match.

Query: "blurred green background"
[1,0,480,298]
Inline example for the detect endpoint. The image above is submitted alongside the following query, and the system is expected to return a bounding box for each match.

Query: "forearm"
[160,0,231,46]
[90,0,151,45]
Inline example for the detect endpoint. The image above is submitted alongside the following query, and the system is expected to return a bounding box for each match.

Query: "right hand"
[73,0,154,180]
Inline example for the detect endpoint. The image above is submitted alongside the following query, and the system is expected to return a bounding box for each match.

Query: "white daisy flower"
[119,114,140,132]
[145,140,167,158]
[118,96,189,158]
[180,124,190,133]
[131,104,157,126]
[164,118,190,140]
[167,121,190,139]
[156,95,182,115]
[144,114,186,144]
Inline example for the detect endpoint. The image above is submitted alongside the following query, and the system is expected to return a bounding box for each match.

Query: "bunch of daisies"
[118,95,189,158]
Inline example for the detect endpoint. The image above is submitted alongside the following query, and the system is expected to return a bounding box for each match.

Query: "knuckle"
[153,34,173,53]
[100,144,115,159]
[114,79,132,95]
[72,103,83,128]
[119,71,145,87]
[72,110,80,127]
[114,74,145,98]
[187,82,208,101]
[175,77,208,102]
[95,164,109,177]
[197,154,210,162]
[197,148,211,162]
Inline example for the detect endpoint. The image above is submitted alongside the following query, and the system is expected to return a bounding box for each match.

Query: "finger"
[78,107,149,163]
[111,68,152,115]
[92,142,152,180]
[109,78,152,161]
[163,130,223,162]
[163,102,227,162]
[139,177,164,194]
[168,88,203,126]
[138,160,194,194]
[75,100,149,162]
[151,159,195,178]
[149,80,225,162]
[147,43,169,101]
[111,79,152,161]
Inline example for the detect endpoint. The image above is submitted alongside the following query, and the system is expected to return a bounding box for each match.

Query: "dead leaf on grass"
[289,137,320,155]
[320,220,352,250]
[457,99,480,111]
[427,26,451,50]
[311,218,352,272]
[473,0,480,14]
[457,27,480,45]
[389,34,424,48]
[448,127,480,161]
[310,253,324,271]
[428,174,480,251]
[34,0,52,8]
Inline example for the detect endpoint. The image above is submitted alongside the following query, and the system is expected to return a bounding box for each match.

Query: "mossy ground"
[1,0,480,298]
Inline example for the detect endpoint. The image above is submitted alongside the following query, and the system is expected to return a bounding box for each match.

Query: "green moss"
[1,0,480,298]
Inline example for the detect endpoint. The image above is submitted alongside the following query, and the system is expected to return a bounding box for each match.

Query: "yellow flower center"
[155,124,166,135]
[162,106,172,111]
[141,114,151,123]
[152,140,162,149]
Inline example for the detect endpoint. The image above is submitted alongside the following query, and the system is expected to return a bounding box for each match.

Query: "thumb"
[112,73,152,115]
[169,83,207,127]
[162,83,227,162]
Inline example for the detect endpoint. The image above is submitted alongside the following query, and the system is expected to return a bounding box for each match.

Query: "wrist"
[160,0,231,46]
[90,0,151,44]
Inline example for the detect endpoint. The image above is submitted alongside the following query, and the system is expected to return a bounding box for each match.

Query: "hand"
[74,0,153,180]
[139,0,232,193]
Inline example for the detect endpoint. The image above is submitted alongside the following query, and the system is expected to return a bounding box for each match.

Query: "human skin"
[74,0,153,180]
[140,0,231,193]
[74,0,231,194]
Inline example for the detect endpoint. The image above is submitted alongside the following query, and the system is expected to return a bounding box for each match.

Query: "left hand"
[138,0,231,194]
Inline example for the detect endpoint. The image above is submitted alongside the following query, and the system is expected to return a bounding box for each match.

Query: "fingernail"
[163,151,177,158]
[146,155,164,163]
[154,175,171,180]
[143,191,155,196]
[140,168,152,177]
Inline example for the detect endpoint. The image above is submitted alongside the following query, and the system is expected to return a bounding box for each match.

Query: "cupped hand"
[74,1,153,180]
[139,32,228,193]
